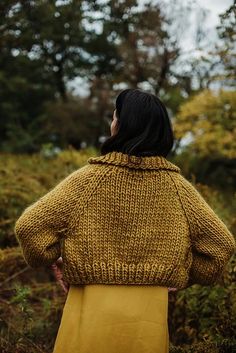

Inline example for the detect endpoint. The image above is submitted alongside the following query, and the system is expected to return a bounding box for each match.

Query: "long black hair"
[100,88,174,158]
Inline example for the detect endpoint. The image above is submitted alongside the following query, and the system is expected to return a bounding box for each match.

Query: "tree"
[0,0,206,152]
[0,0,88,152]
[215,2,236,86]
[1,0,87,101]
[173,89,236,159]
[104,0,179,94]
[82,0,182,139]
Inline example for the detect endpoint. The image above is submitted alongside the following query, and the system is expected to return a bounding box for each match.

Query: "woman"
[14,88,236,353]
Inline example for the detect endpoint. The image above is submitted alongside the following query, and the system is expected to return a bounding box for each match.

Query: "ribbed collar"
[87,151,180,172]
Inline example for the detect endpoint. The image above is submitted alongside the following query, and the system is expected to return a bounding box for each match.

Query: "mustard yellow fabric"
[52,284,169,353]
[14,151,236,289]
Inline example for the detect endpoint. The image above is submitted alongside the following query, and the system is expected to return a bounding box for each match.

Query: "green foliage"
[169,262,236,344]
[174,89,236,159]
[169,340,235,353]
[172,148,236,192]
[42,96,105,149]
[0,246,66,352]
[0,0,86,152]
[0,55,55,153]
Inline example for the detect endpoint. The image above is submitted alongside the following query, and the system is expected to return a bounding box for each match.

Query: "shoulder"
[64,163,102,181]
[62,162,111,189]
[168,172,209,210]
[170,171,198,193]
[171,173,220,221]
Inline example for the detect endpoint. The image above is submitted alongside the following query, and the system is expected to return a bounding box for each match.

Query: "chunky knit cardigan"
[14,151,236,289]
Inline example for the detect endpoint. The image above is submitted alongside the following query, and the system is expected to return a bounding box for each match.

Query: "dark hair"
[100,88,174,158]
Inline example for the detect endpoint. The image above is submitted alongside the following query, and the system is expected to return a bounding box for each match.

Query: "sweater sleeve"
[14,164,91,268]
[176,174,236,287]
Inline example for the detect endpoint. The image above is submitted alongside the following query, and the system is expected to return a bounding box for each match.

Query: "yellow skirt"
[52,284,169,353]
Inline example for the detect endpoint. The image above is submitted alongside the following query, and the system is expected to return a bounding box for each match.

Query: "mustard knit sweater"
[14,151,236,289]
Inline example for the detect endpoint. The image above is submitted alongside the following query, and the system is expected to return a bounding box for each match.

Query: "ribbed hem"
[62,260,188,289]
[87,151,180,172]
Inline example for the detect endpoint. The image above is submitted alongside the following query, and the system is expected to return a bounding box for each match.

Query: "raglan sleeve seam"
[65,165,113,236]
[166,171,192,236]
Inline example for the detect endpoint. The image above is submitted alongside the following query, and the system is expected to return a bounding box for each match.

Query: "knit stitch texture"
[14,151,236,289]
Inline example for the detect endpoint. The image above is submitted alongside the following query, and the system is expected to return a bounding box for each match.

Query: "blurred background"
[0,1,235,352]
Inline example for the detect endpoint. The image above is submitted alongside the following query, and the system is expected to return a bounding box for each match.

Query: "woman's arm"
[14,165,90,268]
[176,174,236,286]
